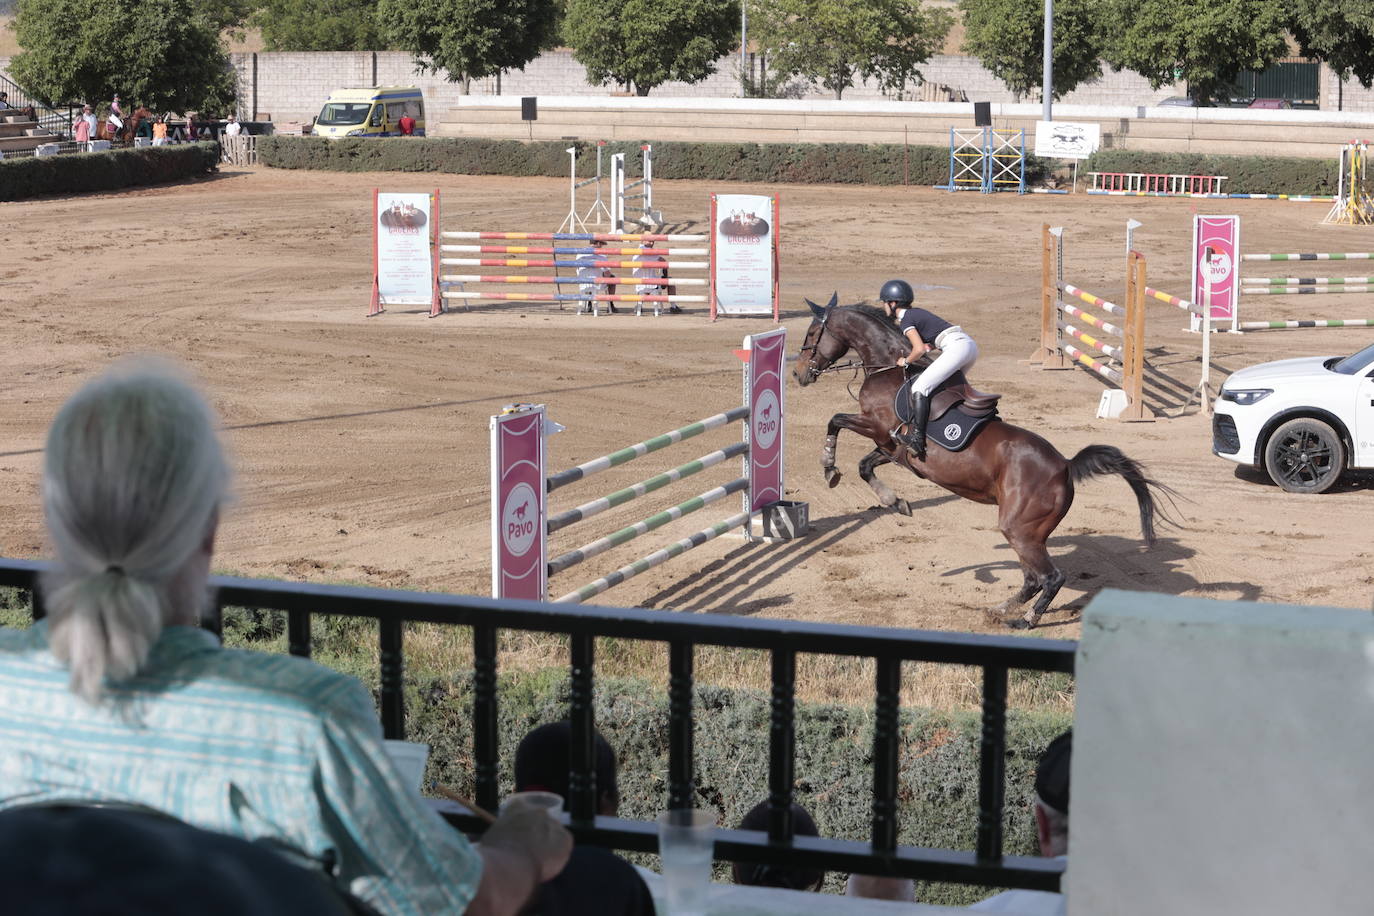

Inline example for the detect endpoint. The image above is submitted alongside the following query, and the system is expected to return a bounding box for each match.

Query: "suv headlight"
[1220,388,1273,406]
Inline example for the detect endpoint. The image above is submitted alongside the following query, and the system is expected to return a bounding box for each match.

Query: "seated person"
[731,800,825,892]
[0,361,579,916]
[514,721,620,816]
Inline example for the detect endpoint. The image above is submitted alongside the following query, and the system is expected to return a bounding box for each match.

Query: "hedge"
[0,142,221,202]
[1082,149,1339,195]
[0,590,1069,905]
[257,135,1053,188]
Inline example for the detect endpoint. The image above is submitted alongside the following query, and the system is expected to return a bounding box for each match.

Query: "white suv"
[1213,343,1374,493]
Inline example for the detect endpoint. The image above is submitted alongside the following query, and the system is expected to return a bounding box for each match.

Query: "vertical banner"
[1191,215,1240,331]
[744,328,786,516]
[491,406,546,601]
[370,189,440,317]
[711,193,781,320]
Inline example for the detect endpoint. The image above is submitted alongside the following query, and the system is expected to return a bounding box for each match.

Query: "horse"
[793,295,1178,629]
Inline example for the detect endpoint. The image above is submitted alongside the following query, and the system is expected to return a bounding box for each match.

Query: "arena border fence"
[0,555,1075,893]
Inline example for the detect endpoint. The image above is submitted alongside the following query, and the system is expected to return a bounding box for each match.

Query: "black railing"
[0,557,1074,891]
[0,75,75,139]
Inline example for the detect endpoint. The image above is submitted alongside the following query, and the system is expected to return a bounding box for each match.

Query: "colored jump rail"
[1087,191,1334,201]
[1088,172,1226,194]
[1240,286,1374,295]
[1058,321,1124,361]
[442,291,708,303]
[444,275,707,287]
[440,259,703,269]
[1243,252,1374,261]
[1060,283,1127,318]
[443,231,706,242]
[442,246,710,256]
[1144,287,1203,316]
[1061,343,1123,383]
[492,331,788,605]
[1244,277,1374,285]
[1239,319,1374,330]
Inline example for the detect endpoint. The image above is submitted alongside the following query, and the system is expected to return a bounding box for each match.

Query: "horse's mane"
[840,303,908,346]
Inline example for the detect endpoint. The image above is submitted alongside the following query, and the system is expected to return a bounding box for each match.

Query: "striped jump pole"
[443,232,706,243]
[1032,224,1149,420]
[441,245,709,256]
[1243,252,1374,261]
[1144,287,1203,316]
[1240,286,1374,295]
[439,258,704,270]
[442,291,708,304]
[1244,276,1374,286]
[443,275,706,287]
[491,329,790,604]
[1239,318,1374,330]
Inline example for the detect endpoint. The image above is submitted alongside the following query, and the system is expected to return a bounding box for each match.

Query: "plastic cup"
[382,739,430,795]
[657,809,715,916]
[503,791,564,821]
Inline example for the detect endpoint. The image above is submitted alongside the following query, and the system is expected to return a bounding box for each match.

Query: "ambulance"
[312,87,425,139]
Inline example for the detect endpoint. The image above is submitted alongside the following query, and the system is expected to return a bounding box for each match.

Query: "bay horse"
[793,295,1177,628]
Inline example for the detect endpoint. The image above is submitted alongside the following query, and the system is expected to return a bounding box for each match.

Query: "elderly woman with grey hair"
[0,361,576,916]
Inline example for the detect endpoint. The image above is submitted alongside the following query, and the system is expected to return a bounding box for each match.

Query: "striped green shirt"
[0,621,481,915]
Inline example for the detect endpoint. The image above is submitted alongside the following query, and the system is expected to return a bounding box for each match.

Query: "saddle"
[892,371,1002,453]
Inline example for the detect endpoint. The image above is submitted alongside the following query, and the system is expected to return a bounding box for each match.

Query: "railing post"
[569,634,597,825]
[768,649,796,842]
[288,610,311,657]
[668,640,695,811]
[871,657,901,854]
[379,620,405,740]
[473,624,499,813]
[976,664,1009,861]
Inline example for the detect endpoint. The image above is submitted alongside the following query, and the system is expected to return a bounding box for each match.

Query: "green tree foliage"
[253,0,386,51]
[378,0,560,85]
[1102,0,1288,106]
[959,0,1105,101]
[8,0,238,111]
[564,0,740,97]
[749,0,952,100]
[1287,0,1374,89]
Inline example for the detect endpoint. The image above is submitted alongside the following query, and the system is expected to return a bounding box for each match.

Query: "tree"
[565,0,739,97]
[959,0,1105,101]
[8,0,238,112]
[253,0,387,51]
[1287,0,1374,89]
[750,0,952,101]
[1102,0,1289,106]
[378,0,560,87]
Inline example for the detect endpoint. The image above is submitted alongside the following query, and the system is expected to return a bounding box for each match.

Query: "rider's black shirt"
[898,308,953,346]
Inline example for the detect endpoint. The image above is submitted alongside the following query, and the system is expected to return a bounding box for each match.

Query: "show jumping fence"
[1238,250,1374,332]
[439,230,710,317]
[1088,172,1226,195]
[492,330,788,605]
[938,127,1026,194]
[559,143,656,234]
[1032,224,1149,420]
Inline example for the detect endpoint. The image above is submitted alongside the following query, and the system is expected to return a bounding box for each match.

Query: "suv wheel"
[1263,418,1345,494]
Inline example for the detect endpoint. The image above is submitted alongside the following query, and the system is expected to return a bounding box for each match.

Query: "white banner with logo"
[1033,121,1101,160]
[371,190,438,315]
[711,193,779,318]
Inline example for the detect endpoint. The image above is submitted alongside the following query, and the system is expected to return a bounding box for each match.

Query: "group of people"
[68,93,239,150]
[576,239,679,316]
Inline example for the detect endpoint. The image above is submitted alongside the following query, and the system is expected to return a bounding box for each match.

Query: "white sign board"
[1033,121,1101,160]
[711,193,779,319]
[370,190,438,316]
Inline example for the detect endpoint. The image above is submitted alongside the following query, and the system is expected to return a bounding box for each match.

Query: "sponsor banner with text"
[491,406,546,600]
[711,193,780,320]
[1192,215,1240,331]
[371,189,441,316]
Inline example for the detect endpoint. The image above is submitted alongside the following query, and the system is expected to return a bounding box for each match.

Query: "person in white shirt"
[224,114,243,137]
[632,240,673,316]
[969,731,1070,914]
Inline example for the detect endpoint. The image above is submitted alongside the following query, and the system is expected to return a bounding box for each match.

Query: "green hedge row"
[258,135,1053,187]
[0,143,221,202]
[1082,149,1339,195]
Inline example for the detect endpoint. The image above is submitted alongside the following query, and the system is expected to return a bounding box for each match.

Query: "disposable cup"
[382,739,430,795]
[503,791,564,821]
[657,809,715,916]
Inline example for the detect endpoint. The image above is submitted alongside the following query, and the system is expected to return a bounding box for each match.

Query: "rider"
[879,279,979,460]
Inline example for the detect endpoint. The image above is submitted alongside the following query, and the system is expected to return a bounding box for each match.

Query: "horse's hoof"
[823,468,842,488]
[892,499,912,517]
[1006,617,1034,630]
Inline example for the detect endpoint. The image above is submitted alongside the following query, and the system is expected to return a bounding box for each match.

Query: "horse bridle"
[800,310,903,383]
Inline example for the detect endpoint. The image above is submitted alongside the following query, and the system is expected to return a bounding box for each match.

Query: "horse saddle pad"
[893,384,1001,453]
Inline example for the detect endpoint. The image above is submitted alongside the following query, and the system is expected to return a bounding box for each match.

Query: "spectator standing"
[73,112,92,146]
[224,114,243,137]
[0,92,9,109]
[0,361,601,916]
[152,116,168,146]
[398,112,416,136]
[968,731,1071,914]
[81,105,98,141]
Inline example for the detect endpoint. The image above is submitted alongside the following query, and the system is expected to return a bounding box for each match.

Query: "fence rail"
[0,556,1073,891]
[220,134,257,166]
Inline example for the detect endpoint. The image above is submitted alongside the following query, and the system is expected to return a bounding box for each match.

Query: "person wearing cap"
[878,278,980,461]
[732,801,825,892]
[969,730,1071,913]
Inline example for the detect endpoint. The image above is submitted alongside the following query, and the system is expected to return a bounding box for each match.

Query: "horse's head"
[793,292,845,387]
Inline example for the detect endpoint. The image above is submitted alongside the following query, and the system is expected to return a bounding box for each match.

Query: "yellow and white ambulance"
[312,87,425,139]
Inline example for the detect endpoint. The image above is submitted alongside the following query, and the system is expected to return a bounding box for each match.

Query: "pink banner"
[491,408,546,600]
[1192,215,1240,328]
[746,329,786,511]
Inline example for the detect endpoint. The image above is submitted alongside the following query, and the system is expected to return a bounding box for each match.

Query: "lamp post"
[740,3,749,97]
[1042,0,1054,121]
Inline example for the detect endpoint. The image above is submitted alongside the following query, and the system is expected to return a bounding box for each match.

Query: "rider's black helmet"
[879,279,914,306]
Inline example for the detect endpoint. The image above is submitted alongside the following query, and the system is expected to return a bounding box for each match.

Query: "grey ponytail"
[41,361,229,703]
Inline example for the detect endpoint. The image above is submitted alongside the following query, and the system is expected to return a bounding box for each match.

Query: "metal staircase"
[0,74,75,156]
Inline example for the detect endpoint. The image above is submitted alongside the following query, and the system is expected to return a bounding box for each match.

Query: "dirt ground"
[3,167,1372,638]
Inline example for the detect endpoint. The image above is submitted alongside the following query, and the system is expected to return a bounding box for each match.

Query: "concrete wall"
[1070,590,1374,915]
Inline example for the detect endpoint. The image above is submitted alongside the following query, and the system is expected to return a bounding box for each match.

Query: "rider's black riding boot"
[899,392,930,460]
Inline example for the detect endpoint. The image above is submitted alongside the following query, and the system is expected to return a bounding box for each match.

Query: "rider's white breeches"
[909,327,978,397]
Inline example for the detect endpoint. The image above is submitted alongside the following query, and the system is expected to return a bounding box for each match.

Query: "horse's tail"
[1068,445,1182,546]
